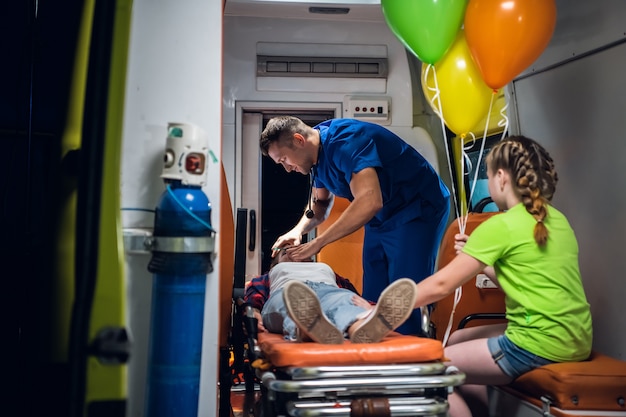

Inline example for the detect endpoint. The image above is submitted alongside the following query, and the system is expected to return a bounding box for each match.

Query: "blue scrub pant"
[361,201,450,336]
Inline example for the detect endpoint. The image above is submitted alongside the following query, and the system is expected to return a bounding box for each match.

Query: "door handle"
[248,209,256,252]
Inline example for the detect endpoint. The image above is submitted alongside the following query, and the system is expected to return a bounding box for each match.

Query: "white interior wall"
[120,1,223,416]
[517,0,626,77]
[508,0,626,359]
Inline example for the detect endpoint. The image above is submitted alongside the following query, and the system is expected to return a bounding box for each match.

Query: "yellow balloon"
[469,88,507,134]
[421,30,495,136]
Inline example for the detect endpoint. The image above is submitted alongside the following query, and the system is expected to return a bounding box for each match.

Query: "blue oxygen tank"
[145,123,215,417]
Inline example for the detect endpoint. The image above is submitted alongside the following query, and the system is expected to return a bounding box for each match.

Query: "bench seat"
[490,351,626,417]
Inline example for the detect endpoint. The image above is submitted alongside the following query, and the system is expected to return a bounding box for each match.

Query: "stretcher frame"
[250,332,465,417]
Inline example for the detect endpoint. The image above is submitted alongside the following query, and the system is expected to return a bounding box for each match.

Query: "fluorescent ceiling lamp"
[228,0,380,4]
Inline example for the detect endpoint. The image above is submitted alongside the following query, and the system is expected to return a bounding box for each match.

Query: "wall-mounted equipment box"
[343,95,391,125]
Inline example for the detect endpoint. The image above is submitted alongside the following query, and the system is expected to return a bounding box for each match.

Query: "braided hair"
[486,136,558,246]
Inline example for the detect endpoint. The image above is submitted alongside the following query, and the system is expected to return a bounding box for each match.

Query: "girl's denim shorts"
[487,334,555,379]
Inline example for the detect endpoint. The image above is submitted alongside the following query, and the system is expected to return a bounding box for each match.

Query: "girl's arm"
[414,252,487,308]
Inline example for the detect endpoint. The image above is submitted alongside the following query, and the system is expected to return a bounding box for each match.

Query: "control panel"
[475,273,498,289]
[344,95,391,125]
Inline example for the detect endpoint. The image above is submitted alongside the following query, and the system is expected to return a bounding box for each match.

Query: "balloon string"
[427,65,465,348]
[426,74,498,348]
[498,100,510,139]
[445,92,506,347]
[463,92,496,231]
[442,286,462,348]
[425,64,462,232]
[423,64,442,119]
[445,133,479,347]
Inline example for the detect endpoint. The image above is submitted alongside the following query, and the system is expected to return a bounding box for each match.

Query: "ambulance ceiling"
[224,0,384,21]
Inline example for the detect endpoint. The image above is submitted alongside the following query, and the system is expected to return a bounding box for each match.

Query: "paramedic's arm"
[455,233,498,285]
[414,253,487,308]
[270,189,334,257]
[287,168,382,261]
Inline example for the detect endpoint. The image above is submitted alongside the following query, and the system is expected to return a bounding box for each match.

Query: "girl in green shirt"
[412,136,592,417]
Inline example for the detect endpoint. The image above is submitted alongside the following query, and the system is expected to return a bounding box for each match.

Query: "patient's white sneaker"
[283,281,344,344]
[349,278,417,343]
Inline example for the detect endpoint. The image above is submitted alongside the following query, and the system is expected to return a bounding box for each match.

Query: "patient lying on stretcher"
[243,247,417,344]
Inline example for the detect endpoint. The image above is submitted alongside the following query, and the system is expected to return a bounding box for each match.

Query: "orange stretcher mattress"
[258,332,444,368]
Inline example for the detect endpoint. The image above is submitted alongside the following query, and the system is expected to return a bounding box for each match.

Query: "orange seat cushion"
[505,351,626,411]
[258,332,444,368]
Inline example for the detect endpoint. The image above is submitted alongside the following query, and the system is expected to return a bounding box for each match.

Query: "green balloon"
[382,0,468,64]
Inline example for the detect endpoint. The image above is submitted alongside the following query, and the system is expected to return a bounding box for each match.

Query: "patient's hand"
[352,295,373,310]
[254,309,267,332]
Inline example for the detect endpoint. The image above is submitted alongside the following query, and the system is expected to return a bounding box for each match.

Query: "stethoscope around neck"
[306,131,321,219]
[305,166,316,219]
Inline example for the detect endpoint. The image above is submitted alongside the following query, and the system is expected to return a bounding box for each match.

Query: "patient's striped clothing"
[269,262,337,294]
[244,268,359,312]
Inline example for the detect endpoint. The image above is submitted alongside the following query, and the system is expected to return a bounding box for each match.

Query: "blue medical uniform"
[314,119,450,335]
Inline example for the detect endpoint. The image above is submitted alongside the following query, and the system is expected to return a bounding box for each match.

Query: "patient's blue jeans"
[262,281,368,341]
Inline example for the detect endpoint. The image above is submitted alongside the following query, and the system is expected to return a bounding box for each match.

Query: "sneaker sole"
[283,281,344,344]
[350,278,417,343]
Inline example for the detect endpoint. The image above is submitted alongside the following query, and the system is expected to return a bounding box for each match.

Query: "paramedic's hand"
[454,233,469,254]
[271,232,302,258]
[285,238,322,261]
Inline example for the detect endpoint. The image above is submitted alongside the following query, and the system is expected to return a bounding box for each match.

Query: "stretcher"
[222,204,465,417]
[252,331,465,417]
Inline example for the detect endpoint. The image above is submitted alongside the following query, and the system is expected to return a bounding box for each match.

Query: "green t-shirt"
[463,204,592,362]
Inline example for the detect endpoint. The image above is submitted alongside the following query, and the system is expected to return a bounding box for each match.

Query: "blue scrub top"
[314,119,449,231]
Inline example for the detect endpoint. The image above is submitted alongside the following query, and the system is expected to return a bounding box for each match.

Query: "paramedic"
[260,116,450,336]
[243,246,417,344]
[410,136,593,417]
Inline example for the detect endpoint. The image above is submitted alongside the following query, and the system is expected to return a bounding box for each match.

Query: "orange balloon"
[464,0,557,89]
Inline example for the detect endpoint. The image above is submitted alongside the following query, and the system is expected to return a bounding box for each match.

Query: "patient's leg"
[261,288,297,340]
[349,278,418,343]
[283,281,344,344]
[317,285,370,335]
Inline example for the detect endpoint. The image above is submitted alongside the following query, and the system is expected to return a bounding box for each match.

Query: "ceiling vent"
[255,43,388,92]
[308,7,350,15]
[257,55,388,78]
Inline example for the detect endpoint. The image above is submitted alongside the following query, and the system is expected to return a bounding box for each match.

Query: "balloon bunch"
[382,0,557,346]
[381,0,557,97]
[382,0,557,225]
